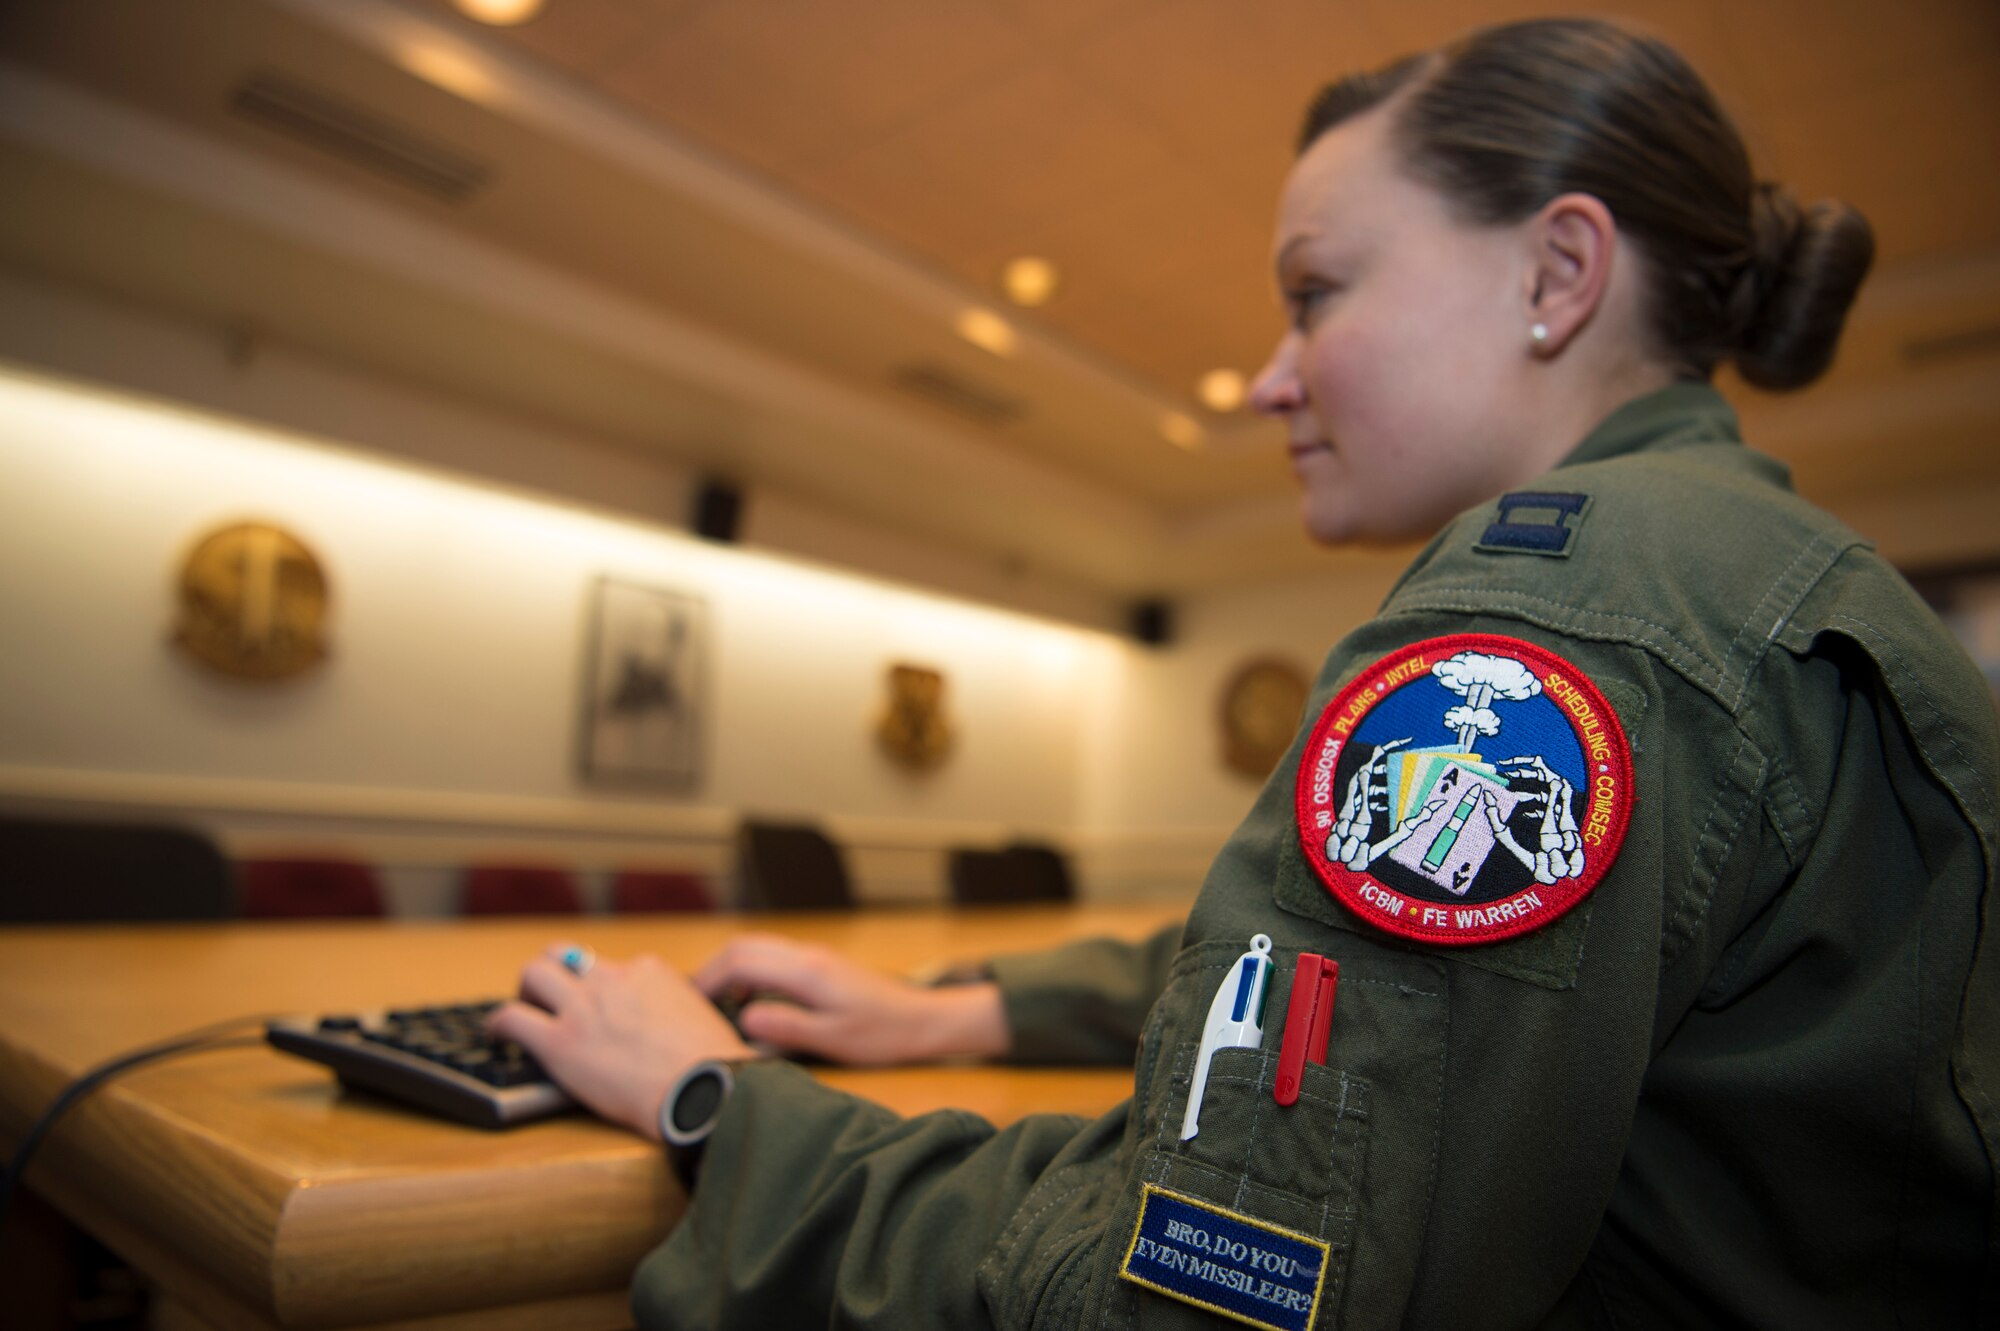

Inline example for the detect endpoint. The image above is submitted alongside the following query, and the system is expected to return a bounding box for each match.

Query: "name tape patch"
[1119,1184,1328,1331]
[1295,633,1633,946]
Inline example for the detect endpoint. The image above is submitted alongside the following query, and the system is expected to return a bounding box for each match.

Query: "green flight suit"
[634,383,1998,1328]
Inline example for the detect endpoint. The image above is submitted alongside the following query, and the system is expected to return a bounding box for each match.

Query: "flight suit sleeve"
[989,923,1184,1064]
[627,931,1183,1327]
[630,1059,1117,1331]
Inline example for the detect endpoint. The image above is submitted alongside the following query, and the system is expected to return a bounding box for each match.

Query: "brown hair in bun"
[1299,18,1874,391]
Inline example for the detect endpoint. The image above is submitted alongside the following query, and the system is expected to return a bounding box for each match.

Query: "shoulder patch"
[1476,490,1591,556]
[1294,633,1633,946]
[1120,1184,1328,1331]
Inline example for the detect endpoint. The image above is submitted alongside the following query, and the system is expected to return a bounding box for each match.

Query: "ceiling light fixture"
[1197,368,1246,413]
[1160,412,1204,451]
[453,0,546,26]
[391,40,500,105]
[1001,256,1060,307]
[956,308,1019,358]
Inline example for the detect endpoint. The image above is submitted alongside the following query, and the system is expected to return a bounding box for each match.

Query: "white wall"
[1078,550,1420,834]
[0,284,1407,908]
[1074,548,1418,891]
[0,268,1122,632]
[0,363,1092,873]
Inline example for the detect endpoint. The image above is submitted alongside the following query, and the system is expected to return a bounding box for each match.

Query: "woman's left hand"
[487,942,758,1139]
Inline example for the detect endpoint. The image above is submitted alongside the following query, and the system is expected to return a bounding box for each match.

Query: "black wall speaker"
[1131,598,1174,648]
[692,478,743,543]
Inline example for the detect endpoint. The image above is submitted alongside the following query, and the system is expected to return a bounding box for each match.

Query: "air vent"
[1902,323,2000,366]
[229,71,492,204]
[891,362,1025,427]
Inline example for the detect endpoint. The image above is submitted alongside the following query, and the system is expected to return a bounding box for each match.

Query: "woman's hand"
[487,942,758,1140]
[692,933,1009,1067]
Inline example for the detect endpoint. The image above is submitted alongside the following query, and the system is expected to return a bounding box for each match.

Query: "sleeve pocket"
[1154,1044,1369,1239]
[1084,1043,1367,1328]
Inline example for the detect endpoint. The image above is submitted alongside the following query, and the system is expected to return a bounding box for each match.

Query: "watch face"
[671,1068,728,1135]
[662,1061,736,1147]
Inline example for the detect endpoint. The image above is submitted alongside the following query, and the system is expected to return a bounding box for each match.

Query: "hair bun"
[1749,182,1805,277]
[1732,185,1874,391]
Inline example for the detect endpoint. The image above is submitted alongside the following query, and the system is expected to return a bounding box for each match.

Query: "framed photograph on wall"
[579,578,706,787]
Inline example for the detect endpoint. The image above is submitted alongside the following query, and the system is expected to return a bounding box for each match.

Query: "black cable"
[0,1014,277,1236]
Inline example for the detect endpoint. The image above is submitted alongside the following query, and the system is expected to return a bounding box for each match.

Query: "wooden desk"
[0,905,1182,1330]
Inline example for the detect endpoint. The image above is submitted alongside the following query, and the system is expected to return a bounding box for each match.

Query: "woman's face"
[1250,107,1540,546]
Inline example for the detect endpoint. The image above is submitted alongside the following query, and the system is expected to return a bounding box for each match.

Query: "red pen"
[1274,953,1338,1106]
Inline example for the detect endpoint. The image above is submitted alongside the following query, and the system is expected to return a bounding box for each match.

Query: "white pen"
[1180,933,1275,1141]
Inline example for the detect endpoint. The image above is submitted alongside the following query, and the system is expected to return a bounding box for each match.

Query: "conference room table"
[0,903,1185,1331]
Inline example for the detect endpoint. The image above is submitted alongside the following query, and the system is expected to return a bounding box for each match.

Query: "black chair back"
[0,816,233,922]
[948,842,1075,905]
[736,821,853,911]
[947,848,1016,905]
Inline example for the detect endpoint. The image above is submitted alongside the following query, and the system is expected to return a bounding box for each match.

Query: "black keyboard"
[266,1001,573,1129]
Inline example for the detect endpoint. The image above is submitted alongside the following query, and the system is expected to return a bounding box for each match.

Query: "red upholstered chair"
[610,870,714,914]
[459,865,582,916]
[238,856,386,919]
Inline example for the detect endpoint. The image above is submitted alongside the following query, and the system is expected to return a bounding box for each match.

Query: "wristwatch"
[658,1058,747,1187]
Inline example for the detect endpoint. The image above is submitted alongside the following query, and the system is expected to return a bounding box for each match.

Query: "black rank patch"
[1476,491,1591,557]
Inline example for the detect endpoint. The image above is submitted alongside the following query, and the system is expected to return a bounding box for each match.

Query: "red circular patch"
[1295,633,1633,946]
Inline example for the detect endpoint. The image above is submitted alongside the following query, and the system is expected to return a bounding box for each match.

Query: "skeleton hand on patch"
[1482,756,1585,883]
[1330,738,1434,870]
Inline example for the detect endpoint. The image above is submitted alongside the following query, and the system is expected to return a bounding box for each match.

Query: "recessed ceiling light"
[453,0,545,26]
[394,40,500,104]
[1197,368,1246,413]
[1160,412,1204,451]
[956,308,1019,358]
[1001,256,1060,308]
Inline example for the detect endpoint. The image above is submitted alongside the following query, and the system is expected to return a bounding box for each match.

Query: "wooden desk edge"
[270,1156,681,1325]
[0,908,1182,1327]
[2,1044,670,1328]
[2,1047,294,1324]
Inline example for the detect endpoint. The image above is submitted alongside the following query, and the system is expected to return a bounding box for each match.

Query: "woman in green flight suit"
[493,18,1998,1328]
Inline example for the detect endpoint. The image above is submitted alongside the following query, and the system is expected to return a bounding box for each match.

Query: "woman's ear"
[1524,192,1617,355]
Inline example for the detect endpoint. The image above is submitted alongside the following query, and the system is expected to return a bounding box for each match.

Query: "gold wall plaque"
[173,520,330,681]
[1219,657,1310,779]
[876,662,953,771]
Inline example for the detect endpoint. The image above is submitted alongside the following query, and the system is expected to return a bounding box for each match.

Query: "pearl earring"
[1529,322,1549,347]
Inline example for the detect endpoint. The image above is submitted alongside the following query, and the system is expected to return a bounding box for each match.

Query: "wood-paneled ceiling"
[2,0,1996,610]
[511,0,2000,388]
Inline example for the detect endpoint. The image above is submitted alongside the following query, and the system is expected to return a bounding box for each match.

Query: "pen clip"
[1308,961,1339,1067]
[1274,954,1340,1107]
[1180,934,1273,1142]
